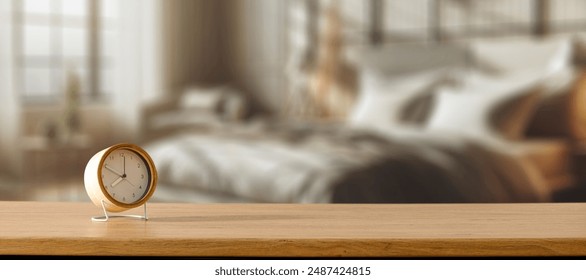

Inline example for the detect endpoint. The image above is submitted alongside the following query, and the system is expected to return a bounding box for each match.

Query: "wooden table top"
[1,201,585,257]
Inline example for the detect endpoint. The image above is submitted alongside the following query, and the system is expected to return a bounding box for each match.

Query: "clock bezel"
[96,143,157,209]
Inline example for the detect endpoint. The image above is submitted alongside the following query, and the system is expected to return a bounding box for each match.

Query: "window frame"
[12,0,106,104]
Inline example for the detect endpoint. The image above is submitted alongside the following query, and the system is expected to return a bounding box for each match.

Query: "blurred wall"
[161,0,231,96]
[224,0,288,115]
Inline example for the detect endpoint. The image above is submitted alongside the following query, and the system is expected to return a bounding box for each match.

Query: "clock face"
[99,148,152,205]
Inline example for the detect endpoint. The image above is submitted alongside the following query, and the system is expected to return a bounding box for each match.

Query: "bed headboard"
[365,0,586,46]
[354,0,586,66]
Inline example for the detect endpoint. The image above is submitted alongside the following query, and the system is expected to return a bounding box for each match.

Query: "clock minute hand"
[105,164,124,177]
[124,178,136,188]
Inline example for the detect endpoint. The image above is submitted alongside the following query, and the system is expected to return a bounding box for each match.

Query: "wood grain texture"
[0,202,585,257]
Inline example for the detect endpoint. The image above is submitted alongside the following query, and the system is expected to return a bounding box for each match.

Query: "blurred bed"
[142,36,586,203]
[141,1,586,204]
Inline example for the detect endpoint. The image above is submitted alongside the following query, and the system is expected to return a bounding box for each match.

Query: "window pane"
[77,68,89,95]
[24,0,53,14]
[24,68,52,96]
[101,0,119,18]
[100,68,113,94]
[62,27,87,57]
[24,57,54,66]
[24,25,51,56]
[21,0,99,102]
[101,30,116,57]
[52,69,64,93]
[61,0,88,17]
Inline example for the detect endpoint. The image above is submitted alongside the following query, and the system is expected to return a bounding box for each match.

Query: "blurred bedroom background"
[1,0,586,203]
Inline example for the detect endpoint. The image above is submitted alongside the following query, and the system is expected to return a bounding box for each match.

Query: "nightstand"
[21,134,93,185]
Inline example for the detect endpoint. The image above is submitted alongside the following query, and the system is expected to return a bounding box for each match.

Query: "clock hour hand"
[111,176,124,187]
[105,164,124,177]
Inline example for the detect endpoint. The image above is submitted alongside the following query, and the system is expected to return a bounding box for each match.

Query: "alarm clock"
[84,143,158,220]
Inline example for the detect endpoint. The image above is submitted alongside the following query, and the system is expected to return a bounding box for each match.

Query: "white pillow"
[426,74,543,140]
[349,69,453,130]
[179,86,226,111]
[471,37,573,75]
[451,68,548,93]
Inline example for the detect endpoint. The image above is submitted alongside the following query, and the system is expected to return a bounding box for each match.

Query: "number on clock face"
[100,148,150,204]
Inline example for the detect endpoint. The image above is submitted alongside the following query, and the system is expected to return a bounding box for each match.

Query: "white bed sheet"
[144,122,551,204]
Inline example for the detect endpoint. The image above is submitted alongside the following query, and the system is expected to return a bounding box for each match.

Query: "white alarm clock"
[84,143,158,221]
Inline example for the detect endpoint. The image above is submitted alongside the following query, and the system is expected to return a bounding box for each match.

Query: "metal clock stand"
[91,200,149,222]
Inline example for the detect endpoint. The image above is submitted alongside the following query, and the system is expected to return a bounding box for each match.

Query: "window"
[14,0,117,103]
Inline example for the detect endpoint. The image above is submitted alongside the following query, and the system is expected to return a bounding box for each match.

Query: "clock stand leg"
[91,200,149,222]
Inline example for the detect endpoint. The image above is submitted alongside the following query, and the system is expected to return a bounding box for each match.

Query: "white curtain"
[111,0,163,142]
[0,0,21,177]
